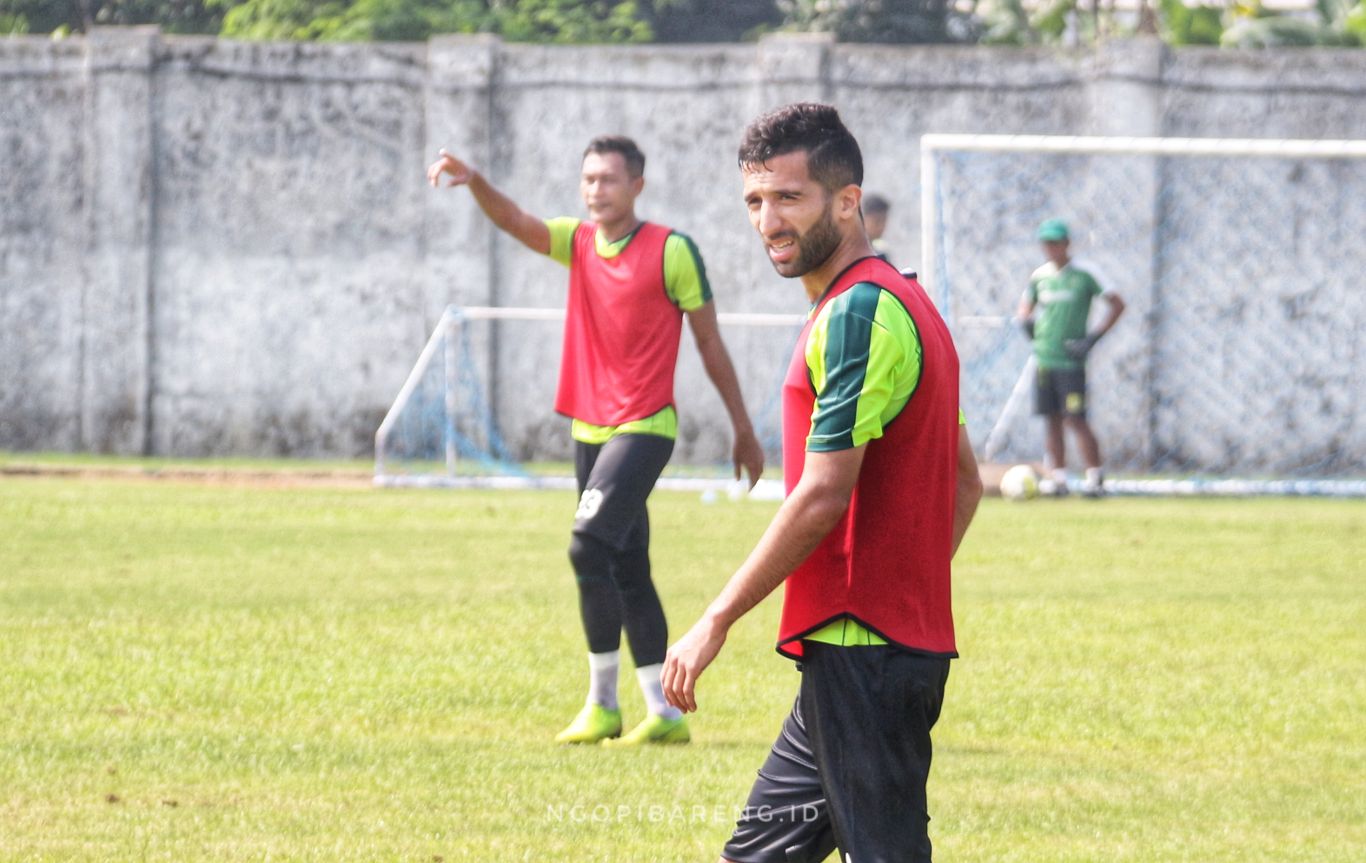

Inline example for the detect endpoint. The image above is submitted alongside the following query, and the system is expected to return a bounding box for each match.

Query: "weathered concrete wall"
[2,29,1364,469]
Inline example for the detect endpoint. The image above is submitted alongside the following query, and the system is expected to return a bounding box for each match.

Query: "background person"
[428,135,764,746]
[1016,218,1125,497]
[862,192,893,264]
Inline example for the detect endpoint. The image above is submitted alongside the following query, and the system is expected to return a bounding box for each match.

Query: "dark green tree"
[0,0,227,34]
[778,0,974,43]
[490,0,650,42]
[647,0,781,42]
[219,0,486,42]
[218,0,652,42]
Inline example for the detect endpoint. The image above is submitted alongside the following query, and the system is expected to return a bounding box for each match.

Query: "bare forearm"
[703,488,847,630]
[952,474,982,557]
[467,173,525,233]
[951,423,981,557]
[662,447,862,713]
[464,172,549,253]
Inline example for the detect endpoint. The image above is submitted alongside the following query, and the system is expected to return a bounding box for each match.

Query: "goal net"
[921,134,1366,496]
[374,305,801,497]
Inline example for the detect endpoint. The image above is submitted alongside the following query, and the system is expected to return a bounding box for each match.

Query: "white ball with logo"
[999,464,1040,502]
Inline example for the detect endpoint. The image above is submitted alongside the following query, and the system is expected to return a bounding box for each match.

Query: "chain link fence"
[922,136,1366,491]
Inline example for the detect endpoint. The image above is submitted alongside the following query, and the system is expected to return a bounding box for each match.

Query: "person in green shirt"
[1017,218,1125,497]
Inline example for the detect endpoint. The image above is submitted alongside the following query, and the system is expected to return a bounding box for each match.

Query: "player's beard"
[768,201,842,279]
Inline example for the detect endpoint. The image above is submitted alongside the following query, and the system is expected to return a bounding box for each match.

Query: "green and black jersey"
[544,217,712,444]
[798,281,965,648]
[803,282,924,453]
[1027,261,1103,370]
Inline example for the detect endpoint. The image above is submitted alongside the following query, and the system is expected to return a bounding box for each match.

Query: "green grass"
[1,471,1363,861]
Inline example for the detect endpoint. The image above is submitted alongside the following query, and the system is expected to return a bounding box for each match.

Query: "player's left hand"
[1064,333,1098,360]
[662,616,728,714]
[733,428,765,489]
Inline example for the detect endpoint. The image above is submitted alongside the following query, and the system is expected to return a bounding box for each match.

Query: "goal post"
[920,134,1366,496]
[374,305,802,497]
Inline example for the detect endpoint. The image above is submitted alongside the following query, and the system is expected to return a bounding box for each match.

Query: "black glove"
[1064,333,1098,360]
[1017,318,1035,341]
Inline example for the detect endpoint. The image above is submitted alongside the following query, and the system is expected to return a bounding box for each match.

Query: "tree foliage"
[1160,0,1224,45]
[778,0,975,43]
[649,0,780,42]
[3,0,1361,47]
[493,0,649,43]
[219,0,486,42]
[0,0,228,35]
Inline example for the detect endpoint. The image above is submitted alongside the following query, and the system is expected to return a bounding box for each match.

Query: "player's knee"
[568,532,613,582]
[606,545,648,587]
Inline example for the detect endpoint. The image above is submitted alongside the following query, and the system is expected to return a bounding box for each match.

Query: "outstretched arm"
[686,302,765,487]
[661,446,864,713]
[427,149,551,255]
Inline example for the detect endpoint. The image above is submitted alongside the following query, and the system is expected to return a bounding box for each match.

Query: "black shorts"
[722,644,951,863]
[1034,366,1087,417]
[572,433,674,550]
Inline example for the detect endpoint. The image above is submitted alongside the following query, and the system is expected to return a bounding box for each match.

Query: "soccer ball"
[999,464,1040,501]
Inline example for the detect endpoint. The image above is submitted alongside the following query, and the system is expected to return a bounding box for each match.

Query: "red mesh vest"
[778,256,961,660]
[554,222,683,426]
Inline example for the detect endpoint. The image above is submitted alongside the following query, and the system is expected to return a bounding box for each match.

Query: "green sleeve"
[544,217,581,267]
[805,284,921,452]
[662,233,713,312]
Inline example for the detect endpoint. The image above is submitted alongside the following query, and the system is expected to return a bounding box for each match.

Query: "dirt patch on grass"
[0,462,374,490]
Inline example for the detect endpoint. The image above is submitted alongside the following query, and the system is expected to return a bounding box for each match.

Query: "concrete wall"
[2,29,1364,470]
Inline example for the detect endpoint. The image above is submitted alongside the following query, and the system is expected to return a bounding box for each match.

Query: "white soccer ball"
[999,464,1040,501]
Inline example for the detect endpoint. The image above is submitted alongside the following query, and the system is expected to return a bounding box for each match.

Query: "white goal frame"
[920,133,1366,316]
[374,305,802,497]
[920,134,1366,498]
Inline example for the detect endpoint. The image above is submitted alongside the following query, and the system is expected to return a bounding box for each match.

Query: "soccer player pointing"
[429,136,765,746]
[662,104,983,862]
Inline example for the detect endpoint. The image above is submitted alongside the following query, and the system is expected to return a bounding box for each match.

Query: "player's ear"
[837,184,862,223]
[630,174,645,197]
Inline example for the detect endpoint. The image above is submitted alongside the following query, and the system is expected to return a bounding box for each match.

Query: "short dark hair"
[863,194,890,216]
[737,103,863,193]
[584,135,646,178]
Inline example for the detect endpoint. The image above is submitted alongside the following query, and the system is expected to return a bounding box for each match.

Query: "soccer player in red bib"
[428,136,764,746]
[662,104,984,861]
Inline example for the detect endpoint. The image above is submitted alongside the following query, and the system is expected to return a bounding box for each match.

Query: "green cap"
[1037,218,1069,242]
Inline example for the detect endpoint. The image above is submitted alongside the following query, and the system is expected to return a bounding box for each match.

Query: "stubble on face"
[774,200,841,279]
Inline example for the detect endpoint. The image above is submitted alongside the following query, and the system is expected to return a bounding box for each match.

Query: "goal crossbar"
[920,134,1366,307]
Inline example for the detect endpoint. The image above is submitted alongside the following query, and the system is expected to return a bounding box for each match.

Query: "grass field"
[1,466,1363,861]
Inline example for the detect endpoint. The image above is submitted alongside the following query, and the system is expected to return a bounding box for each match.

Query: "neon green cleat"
[554,704,622,744]
[602,713,690,747]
